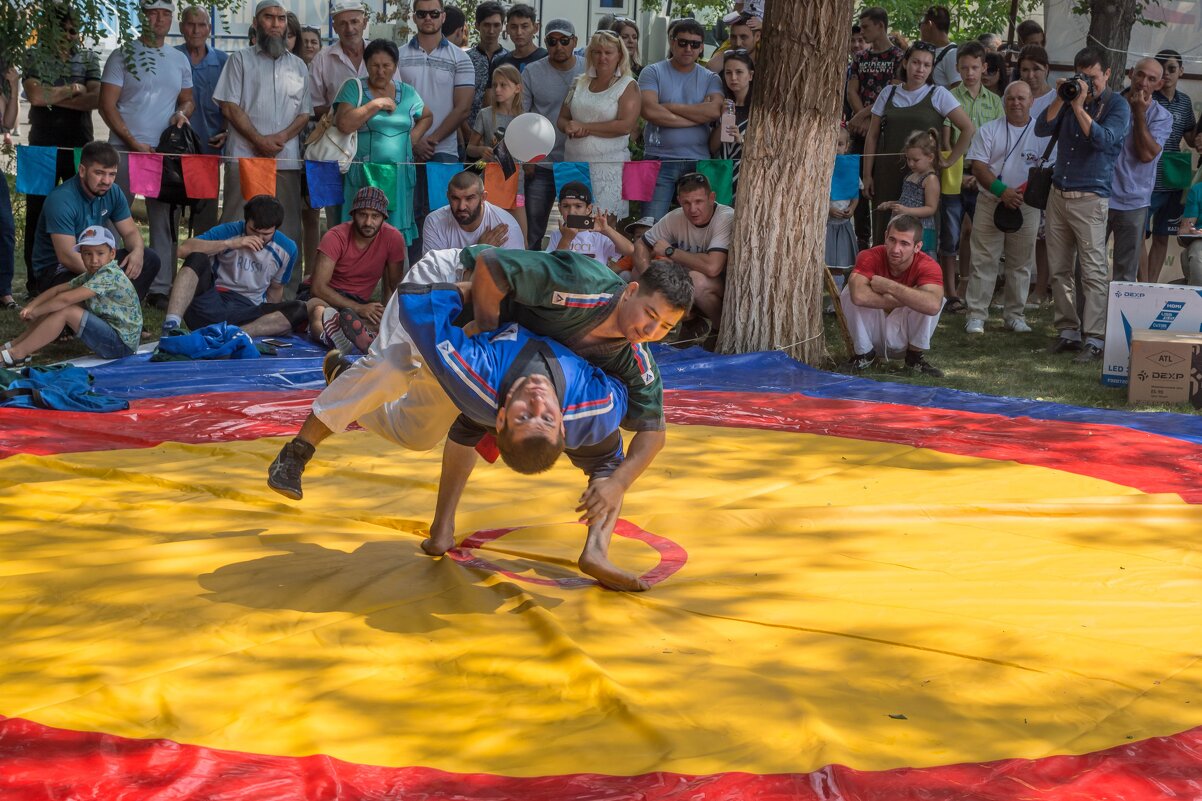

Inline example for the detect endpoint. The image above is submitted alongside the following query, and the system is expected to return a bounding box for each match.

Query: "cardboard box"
[1103,281,1202,387]
[1127,330,1202,407]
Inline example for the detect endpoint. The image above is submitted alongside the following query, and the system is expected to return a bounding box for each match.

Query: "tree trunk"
[716,0,854,364]
[1088,0,1140,90]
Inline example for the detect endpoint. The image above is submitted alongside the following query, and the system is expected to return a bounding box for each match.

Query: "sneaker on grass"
[1006,318,1032,333]
[965,319,985,334]
[905,350,943,377]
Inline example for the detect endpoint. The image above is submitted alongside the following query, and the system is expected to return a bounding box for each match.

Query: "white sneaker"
[965,319,985,334]
[1006,318,1032,333]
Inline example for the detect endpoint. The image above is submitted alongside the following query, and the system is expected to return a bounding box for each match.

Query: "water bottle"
[720,99,737,144]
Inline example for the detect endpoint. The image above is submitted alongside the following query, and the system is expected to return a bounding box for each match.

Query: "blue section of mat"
[84,337,1202,446]
[88,336,329,398]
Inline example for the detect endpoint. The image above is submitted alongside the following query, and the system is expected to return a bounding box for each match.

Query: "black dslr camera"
[1058,73,1096,103]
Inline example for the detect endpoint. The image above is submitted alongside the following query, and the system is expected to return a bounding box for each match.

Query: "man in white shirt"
[397,0,475,259]
[422,170,524,253]
[964,80,1054,334]
[99,0,194,296]
[633,172,733,324]
[545,182,633,271]
[308,0,368,119]
[213,0,312,285]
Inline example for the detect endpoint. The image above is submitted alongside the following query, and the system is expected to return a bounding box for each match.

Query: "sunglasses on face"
[545,35,573,47]
[414,9,442,19]
[674,37,703,50]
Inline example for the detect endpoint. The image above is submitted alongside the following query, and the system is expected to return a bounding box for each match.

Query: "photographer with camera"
[1034,46,1132,364]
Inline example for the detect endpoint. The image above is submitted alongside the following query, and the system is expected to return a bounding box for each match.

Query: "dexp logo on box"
[1115,289,1147,299]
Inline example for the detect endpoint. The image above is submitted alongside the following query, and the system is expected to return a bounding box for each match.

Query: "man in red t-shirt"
[303,187,407,353]
[840,214,946,376]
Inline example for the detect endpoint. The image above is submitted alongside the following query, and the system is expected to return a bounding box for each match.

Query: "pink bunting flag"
[622,161,661,202]
[128,152,164,199]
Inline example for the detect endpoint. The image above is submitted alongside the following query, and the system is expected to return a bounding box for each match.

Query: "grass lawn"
[819,299,1154,410]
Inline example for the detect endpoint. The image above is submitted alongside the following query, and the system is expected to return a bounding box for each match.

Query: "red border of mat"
[3,715,1201,800]
[6,388,1201,503]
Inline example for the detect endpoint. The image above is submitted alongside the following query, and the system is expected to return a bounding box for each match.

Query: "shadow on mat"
[197,540,564,636]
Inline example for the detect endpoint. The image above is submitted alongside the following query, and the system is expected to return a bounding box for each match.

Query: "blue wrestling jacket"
[396,283,629,457]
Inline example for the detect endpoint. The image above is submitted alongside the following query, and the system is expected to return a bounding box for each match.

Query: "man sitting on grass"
[840,214,945,376]
[3,226,142,367]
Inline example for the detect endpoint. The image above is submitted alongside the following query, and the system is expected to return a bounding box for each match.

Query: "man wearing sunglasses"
[520,18,583,249]
[396,0,475,261]
[638,19,725,223]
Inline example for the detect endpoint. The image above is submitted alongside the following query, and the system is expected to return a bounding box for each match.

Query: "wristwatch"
[664,246,676,257]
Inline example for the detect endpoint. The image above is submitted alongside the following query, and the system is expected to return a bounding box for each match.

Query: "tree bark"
[1087,0,1140,90]
[717,0,854,364]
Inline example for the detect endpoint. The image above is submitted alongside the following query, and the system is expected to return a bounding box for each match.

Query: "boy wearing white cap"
[4,227,142,366]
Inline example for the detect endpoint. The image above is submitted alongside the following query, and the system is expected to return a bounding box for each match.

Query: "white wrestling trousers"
[839,286,943,357]
[310,249,466,450]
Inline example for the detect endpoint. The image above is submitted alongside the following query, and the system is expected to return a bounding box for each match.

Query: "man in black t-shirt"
[20,11,103,281]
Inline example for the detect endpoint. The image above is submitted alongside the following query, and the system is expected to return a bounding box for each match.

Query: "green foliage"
[862,0,1042,44]
[654,0,732,26]
[0,0,244,83]
[1069,0,1165,28]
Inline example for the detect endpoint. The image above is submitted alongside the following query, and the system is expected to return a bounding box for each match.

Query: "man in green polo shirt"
[942,41,1004,309]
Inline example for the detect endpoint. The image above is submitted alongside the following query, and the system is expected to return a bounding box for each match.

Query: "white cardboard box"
[1103,281,1202,387]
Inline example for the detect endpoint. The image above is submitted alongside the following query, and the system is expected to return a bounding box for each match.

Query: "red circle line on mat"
[447,519,688,589]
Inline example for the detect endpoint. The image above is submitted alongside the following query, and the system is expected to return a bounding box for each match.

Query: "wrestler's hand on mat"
[577,477,625,528]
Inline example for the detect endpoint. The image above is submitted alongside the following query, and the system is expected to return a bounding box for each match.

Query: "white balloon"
[504,113,557,163]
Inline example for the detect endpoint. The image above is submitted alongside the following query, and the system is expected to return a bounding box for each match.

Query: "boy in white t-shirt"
[544,182,633,272]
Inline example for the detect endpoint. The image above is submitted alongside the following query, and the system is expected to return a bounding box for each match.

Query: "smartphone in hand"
[565,214,595,230]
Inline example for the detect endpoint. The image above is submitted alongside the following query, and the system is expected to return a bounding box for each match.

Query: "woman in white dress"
[558,30,641,219]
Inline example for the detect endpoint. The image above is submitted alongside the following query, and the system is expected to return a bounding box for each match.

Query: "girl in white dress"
[558,30,642,219]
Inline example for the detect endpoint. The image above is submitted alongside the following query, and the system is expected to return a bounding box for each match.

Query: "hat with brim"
[73,226,117,252]
[624,216,655,234]
[558,181,592,204]
[994,203,1024,234]
[330,0,365,18]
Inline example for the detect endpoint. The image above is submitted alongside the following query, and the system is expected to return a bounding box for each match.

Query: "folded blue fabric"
[153,322,260,361]
[0,365,129,412]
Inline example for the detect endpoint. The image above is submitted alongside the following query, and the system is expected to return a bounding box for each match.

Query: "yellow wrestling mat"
[3,423,1202,777]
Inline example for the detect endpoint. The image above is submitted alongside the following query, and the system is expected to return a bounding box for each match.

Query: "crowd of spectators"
[838,5,1195,377]
[1,0,758,360]
[8,0,1191,382]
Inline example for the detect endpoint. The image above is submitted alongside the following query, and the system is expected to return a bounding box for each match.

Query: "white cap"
[74,226,117,252]
[330,0,365,18]
[141,0,174,11]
